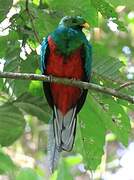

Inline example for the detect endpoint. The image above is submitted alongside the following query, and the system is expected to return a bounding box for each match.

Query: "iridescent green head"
[59,16,89,29]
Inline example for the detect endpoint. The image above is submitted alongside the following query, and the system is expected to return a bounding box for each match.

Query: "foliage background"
[0,0,134,179]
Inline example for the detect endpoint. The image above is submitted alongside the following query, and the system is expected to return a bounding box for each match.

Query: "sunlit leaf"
[57,159,73,180]
[16,168,40,180]
[0,150,16,174]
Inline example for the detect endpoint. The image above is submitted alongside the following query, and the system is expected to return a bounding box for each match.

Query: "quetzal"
[40,16,92,171]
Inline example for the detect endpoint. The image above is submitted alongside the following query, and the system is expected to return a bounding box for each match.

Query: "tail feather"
[48,106,77,172]
[62,107,77,151]
[53,106,62,151]
[53,106,77,151]
[47,121,60,173]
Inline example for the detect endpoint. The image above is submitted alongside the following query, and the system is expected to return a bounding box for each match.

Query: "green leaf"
[29,80,44,96]
[57,159,73,180]
[65,154,82,166]
[34,11,59,38]
[29,69,44,97]
[91,0,117,19]
[0,0,13,22]
[16,168,40,180]
[0,150,16,174]
[4,52,38,97]
[107,0,134,8]
[76,94,130,169]
[75,95,106,170]
[47,0,98,26]
[102,96,131,146]
[91,0,125,31]
[0,31,20,58]
[90,94,131,146]
[0,79,3,91]
[92,43,125,82]
[13,52,38,96]
[13,93,51,123]
[0,103,26,146]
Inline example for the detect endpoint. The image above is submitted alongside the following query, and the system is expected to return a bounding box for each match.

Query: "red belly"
[46,36,84,114]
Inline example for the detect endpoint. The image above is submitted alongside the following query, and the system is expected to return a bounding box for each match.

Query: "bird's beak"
[82,22,90,29]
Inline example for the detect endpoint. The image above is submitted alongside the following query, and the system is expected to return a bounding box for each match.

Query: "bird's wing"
[84,42,92,80]
[40,36,49,73]
[76,41,92,113]
[40,37,54,109]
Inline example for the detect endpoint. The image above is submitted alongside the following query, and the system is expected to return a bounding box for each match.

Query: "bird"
[40,16,92,172]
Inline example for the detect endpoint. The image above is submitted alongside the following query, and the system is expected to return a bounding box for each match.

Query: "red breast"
[46,36,84,114]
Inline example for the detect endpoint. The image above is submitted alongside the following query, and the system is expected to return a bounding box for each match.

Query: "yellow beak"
[82,22,90,29]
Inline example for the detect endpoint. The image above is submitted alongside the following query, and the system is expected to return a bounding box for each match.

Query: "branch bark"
[116,81,134,91]
[0,71,134,104]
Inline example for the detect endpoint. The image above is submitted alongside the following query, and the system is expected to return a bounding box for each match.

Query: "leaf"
[13,93,51,123]
[4,52,38,97]
[91,0,125,31]
[75,95,106,170]
[29,69,44,97]
[91,0,117,19]
[0,103,26,146]
[65,154,82,166]
[0,79,3,91]
[92,43,125,82]
[0,36,9,58]
[0,31,20,58]
[15,168,40,180]
[29,80,44,97]
[90,93,131,146]
[107,0,134,8]
[57,159,73,180]
[0,150,16,174]
[34,11,59,38]
[75,94,130,170]
[47,0,98,26]
[12,52,38,96]
[0,0,13,22]
[101,96,131,146]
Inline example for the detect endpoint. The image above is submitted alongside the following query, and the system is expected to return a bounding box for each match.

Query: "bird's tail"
[47,106,77,172]
[47,119,60,173]
[53,106,77,151]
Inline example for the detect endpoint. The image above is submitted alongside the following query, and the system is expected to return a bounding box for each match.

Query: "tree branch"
[0,71,134,104]
[25,0,41,43]
[116,81,134,91]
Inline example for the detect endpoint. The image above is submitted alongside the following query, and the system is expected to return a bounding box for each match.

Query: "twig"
[116,81,134,91]
[92,70,123,84]
[0,71,134,104]
[25,0,40,43]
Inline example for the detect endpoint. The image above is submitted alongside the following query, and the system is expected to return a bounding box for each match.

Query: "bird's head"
[59,16,90,30]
